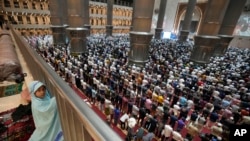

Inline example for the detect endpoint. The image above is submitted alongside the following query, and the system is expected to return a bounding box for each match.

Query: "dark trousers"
[120,121,126,130]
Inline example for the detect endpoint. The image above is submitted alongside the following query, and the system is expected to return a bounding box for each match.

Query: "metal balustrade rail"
[9,25,123,141]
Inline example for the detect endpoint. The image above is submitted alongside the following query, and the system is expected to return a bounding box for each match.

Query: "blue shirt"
[179,96,187,107]
[221,99,230,109]
[114,108,120,118]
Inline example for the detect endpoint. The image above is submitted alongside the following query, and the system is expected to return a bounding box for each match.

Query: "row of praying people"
[25,34,250,141]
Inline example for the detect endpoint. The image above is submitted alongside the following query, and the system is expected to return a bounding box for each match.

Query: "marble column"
[82,0,91,36]
[51,25,66,46]
[83,24,91,36]
[128,32,153,66]
[213,35,233,56]
[49,0,67,45]
[218,0,247,35]
[132,0,155,32]
[190,35,220,64]
[63,24,70,45]
[130,1,135,31]
[198,0,230,35]
[179,0,197,42]
[178,30,189,42]
[66,0,89,54]
[129,0,155,66]
[66,27,88,56]
[106,0,114,36]
[155,0,167,39]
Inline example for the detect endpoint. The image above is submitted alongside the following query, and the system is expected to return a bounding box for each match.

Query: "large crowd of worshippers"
[23,34,250,141]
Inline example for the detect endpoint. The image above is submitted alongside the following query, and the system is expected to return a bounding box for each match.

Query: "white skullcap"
[217,123,222,127]
[239,79,245,83]
[157,75,161,79]
[213,78,218,82]
[174,104,180,110]
[213,91,220,96]
[179,83,185,89]
[227,79,232,84]
[191,71,196,75]
[179,79,185,83]
[169,75,174,80]
[160,90,165,94]
[224,86,229,91]
[169,71,173,75]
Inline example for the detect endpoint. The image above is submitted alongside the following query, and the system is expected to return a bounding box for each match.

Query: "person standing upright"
[113,105,121,126]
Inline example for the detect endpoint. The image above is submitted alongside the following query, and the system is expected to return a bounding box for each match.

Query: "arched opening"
[177,6,202,38]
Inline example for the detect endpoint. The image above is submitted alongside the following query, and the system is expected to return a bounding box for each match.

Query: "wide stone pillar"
[63,24,70,45]
[218,0,247,35]
[129,0,155,66]
[130,1,135,31]
[132,0,155,32]
[179,0,197,41]
[49,0,67,46]
[190,35,220,64]
[106,0,114,36]
[128,32,153,66]
[82,0,90,25]
[66,0,89,27]
[198,0,230,35]
[155,0,167,39]
[66,28,88,56]
[213,35,233,56]
[83,24,91,36]
[66,0,89,53]
[51,25,66,46]
[106,25,113,37]
[155,28,163,39]
[179,30,189,42]
[49,0,64,24]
